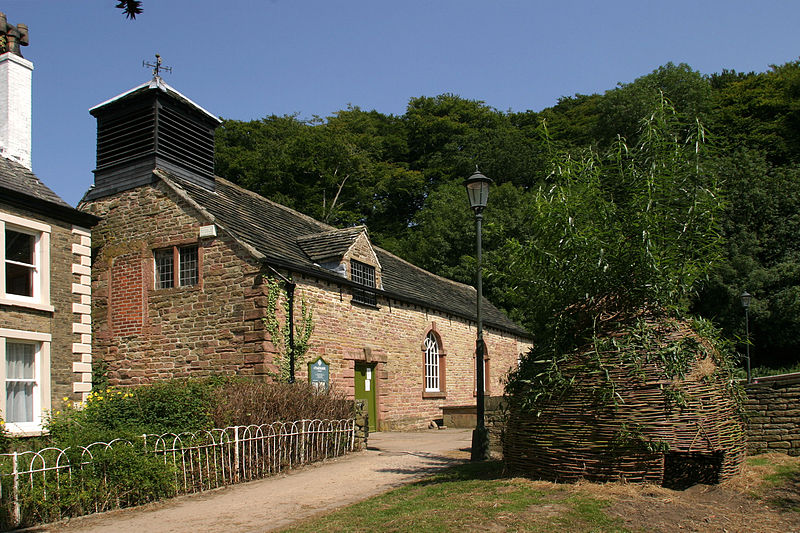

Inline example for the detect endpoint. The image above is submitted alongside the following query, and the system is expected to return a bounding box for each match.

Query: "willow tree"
[499,98,745,486]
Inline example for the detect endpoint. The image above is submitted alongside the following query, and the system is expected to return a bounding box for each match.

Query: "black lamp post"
[465,168,492,462]
[741,291,752,383]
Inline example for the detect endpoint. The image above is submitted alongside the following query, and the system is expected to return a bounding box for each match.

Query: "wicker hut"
[503,313,746,489]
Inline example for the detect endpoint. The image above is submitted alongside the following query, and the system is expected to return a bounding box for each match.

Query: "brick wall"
[744,373,800,456]
[83,183,533,429]
[291,273,530,429]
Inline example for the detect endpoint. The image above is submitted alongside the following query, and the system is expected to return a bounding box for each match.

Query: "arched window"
[422,326,446,397]
[424,332,439,392]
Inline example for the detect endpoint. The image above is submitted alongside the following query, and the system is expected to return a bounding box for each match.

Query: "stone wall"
[744,373,800,456]
[83,182,533,430]
[0,201,92,433]
[83,183,275,384]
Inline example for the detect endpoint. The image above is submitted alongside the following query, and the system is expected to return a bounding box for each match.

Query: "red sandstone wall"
[291,273,531,429]
[83,183,532,428]
[83,184,276,384]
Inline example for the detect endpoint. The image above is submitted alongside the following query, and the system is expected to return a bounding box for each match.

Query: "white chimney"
[0,52,33,169]
[0,13,33,170]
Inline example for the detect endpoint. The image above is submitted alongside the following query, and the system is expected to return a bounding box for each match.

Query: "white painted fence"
[0,419,355,528]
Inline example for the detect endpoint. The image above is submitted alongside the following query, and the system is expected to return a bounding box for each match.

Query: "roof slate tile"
[0,156,72,208]
[166,173,529,337]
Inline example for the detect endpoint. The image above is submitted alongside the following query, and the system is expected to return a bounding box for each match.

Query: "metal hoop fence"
[0,418,355,528]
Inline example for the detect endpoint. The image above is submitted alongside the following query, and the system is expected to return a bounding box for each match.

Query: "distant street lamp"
[465,168,492,462]
[741,291,752,383]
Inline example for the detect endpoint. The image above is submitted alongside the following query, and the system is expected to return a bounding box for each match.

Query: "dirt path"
[35,429,472,533]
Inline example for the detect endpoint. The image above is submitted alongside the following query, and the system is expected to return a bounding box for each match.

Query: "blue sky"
[4,1,799,206]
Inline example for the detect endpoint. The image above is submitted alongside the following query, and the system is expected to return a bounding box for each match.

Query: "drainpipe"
[286,282,296,383]
[264,263,296,383]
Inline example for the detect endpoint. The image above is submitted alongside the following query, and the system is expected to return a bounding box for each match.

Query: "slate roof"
[161,171,529,337]
[297,226,368,262]
[0,156,98,226]
[0,156,71,208]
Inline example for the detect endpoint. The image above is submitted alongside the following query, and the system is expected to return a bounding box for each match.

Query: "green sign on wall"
[309,357,329,390]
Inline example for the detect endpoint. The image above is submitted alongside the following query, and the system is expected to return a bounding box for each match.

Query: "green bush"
[46,378,221,446]
[45,377,353,447]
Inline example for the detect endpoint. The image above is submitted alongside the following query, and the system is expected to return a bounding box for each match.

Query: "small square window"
[351,260,376,306]
[154,245,199,289]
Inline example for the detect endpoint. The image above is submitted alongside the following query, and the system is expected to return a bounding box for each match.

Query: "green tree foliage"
[491,99,722,354]
[213,59,800,369]
[215,110,425,241]
[594,63,714,145]
[694,148,800,366]
[405,94,547,189]
[713,61,800,165]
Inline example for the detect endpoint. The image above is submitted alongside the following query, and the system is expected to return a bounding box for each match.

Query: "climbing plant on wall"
[262,277,315,383]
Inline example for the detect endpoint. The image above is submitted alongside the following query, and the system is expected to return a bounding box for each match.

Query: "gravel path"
[35,429,472,533]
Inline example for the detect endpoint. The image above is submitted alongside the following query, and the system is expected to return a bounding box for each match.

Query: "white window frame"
[0,212,52,312]
[424,332,440,392]
[0,329,51,435]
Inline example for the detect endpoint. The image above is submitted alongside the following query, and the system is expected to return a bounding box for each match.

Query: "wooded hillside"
[214,60,800,371]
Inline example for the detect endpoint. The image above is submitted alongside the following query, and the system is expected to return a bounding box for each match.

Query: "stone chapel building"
[80,76,532,430]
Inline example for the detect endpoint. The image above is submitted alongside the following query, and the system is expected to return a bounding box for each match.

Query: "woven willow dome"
[504,313,746,488]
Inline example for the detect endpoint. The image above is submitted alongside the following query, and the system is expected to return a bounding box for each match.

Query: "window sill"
[151,284,201,293]
[0,297,54,313]
[423,391,447,399]
[4,423,45,437]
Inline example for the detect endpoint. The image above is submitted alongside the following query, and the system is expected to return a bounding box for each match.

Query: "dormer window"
[351,259,376,306]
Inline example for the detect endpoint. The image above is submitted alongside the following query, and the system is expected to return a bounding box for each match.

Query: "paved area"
[36,429,472,533]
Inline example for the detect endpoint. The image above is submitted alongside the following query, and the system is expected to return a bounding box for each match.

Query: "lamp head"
[464,169,492,213]
[740,291,752,309]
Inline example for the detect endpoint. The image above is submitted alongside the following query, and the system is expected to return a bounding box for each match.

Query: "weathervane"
[143,54,172,78]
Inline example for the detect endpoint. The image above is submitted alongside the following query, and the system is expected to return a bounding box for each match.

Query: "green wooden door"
[354,363,377,432]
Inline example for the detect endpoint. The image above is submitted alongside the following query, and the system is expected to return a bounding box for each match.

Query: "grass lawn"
[283,454,800,533]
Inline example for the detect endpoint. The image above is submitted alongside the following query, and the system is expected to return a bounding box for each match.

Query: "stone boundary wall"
[744,373,800,456]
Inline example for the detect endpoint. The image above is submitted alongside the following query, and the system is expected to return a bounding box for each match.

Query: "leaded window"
[154,245,199,289]
[424,332,440,392]
[351,259,376,306]
[179,246,198,286]
[154,249,174,289]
